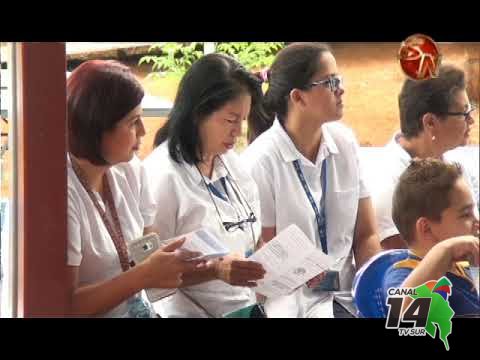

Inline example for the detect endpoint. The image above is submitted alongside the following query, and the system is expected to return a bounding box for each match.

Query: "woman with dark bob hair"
[67,60,200,317]
[143,53,266,317]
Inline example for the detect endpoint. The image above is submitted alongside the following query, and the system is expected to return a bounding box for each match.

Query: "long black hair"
[154,53,263,165]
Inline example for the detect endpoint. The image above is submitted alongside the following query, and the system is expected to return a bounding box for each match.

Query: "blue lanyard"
[207,177,229,202]
[293,159,328,254]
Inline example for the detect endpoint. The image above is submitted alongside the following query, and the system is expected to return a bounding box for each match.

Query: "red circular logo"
[399,34,442,80]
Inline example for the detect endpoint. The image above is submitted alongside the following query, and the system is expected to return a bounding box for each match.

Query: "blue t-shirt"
[382,253,480,316]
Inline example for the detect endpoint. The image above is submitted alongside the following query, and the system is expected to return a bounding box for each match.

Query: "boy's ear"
[415,217,435,242]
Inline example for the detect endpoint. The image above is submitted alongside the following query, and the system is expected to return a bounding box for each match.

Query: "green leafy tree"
[215,42,284,70]
[140,42,284,78]
[139,42,204,79]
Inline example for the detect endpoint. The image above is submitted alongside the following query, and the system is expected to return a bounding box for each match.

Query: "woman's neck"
[197,153,216,179]
[284,114,323,163]
[72,155,109,193]
[398,134,442,160]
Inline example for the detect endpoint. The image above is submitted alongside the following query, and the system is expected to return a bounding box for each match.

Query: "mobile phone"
[129,233,160,264]
[129,233,176,302]
[313,270,340,292]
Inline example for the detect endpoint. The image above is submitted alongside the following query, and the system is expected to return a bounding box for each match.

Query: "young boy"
[382,158,479,316]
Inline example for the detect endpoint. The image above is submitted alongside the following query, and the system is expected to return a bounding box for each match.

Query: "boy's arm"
[400,235,479,312]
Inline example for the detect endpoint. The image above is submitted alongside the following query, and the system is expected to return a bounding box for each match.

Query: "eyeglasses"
[196,158,257,234]
[440,105,477,121]
[309,75,343,93]
[223,211,257,232]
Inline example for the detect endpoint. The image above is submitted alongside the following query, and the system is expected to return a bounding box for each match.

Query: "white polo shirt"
[372,133,478,243]
[241,119,370,317]
[143,142,262,318]
[371,134,412,242]
[67,155,157,317]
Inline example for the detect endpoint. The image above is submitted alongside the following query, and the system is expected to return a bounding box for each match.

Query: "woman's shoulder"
[244,127,279,153]
[66,157,86,201]
[67,162,94,218]
[323,121,358,145]
[143,141,171,166]
[67,169,83,208]
[111,155,146,186]
[241,132,282,170]
[224,151,260,182]
[223,149,249,173]
[142,142,181,178]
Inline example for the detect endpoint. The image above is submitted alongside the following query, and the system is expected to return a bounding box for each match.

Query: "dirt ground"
[1,42,479,196]
[332,42,479,146]
[135,42,479,160]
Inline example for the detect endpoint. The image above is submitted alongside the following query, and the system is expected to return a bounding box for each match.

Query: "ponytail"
[247,43,332,144]
[153,121,168,148]
[247,68,276,143]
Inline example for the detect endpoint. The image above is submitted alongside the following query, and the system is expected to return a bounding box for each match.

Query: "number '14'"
[386,297,431,328]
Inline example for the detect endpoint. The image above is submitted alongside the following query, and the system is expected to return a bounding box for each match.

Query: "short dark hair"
[398,64,466,138]
[248,42,332,143]
[154,53,263,165]
[392,158,463,244]
[67,60,144,165]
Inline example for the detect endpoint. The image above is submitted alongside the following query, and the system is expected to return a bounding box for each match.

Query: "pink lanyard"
[71,158,131,271]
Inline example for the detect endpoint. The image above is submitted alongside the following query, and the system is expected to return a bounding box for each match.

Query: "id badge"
[313,270,340,292]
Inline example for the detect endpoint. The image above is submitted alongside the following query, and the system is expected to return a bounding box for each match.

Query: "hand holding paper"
[306,272,327,288]
[212,254,266,287]
[249,224,338,298]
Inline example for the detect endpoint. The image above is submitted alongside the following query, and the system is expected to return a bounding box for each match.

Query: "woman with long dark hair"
[242,43,381,318]
[144,54,266,317]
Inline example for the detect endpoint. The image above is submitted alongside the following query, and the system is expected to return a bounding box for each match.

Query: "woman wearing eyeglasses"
[371,64,478,251]
[242,42,382,318]
[143,53,266,318]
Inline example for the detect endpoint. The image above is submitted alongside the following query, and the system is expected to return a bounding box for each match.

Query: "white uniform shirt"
[372,133,478,243]
[143,142,262,318]
[371,133,412,242]
[67,155,156,317]
[241,119,370,318]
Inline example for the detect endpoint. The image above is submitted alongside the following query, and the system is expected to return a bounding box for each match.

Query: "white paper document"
[249,224,335,298]
[176,228,230,261]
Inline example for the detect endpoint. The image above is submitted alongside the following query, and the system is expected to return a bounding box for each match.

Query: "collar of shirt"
[184,154,230,187]
[389,132,414,168]
[389,132,445,167]
[271,118,339,167]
